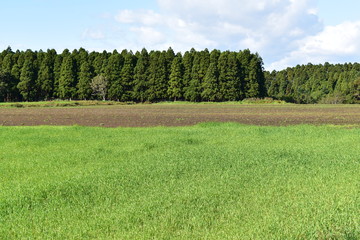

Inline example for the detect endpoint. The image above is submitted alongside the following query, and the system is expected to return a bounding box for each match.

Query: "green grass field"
[1,123,360,239]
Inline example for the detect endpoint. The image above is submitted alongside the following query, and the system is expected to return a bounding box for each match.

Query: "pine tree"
[1,54,13,73]
[10,63,21,101]
[147,51,168,101]
[133,48,150,102]
[0,72,10,101]
[202,62,219,101]
[18,59,36,101]
[244,53,265,98]
[201,49,220,101]
[53,55,63,98]
[59,55,77,99]
[37,51,55,100]
[218,52,242,101]
[77,60,93,100]
[182,49,195,99]
[106,52,124,100]
[119,52,135,101]
[185,49,209,101]
[0,51,20,101]
[167,55,184,101]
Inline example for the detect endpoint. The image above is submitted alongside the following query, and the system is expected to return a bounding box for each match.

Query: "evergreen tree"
[77,60,93,100]
[0,71,11,101]
[119,51,135,101]
[167,55,184,101]
[201,49,220,101]
[59,55,77,99]
[147,51,168,101]
[10,64,21,101]
[37,51,55,100]
[1,54,13,73]
[133,48,150,102]
[202,62,219,101]
[18,59,36,101]
[0,51,19,101]
[245,54,265,98]
[185,49,209,101]
[53,55,63,98]
[182,49,195,98]
[106,52,124,100]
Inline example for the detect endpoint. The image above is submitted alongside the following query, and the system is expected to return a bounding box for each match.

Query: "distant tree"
[52,55,63,98]
[0,71,10,101]
[37,51,56,100]
[133,48,150,102]
[59,55,77,99]
[119,51,135,101]
[185,49,209,101]
[18,59,36,101]
[147,51,168,101]
[77,60,93,100]
[106,52,124,100]
[201,49,220,101]
[91,75,108,101]
[202,62,219,101]
[168,55,184,101]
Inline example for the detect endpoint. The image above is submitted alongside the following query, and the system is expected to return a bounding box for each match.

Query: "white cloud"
[301,21,360,55]
[130,27,166,46]
[269,21,360,70]
[106,0,360,70]
[113,0,320,56]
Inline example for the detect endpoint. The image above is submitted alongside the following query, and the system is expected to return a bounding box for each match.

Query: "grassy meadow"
[1,123,360,239]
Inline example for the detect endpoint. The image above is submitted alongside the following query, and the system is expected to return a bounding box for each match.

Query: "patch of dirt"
[0,104,359,127]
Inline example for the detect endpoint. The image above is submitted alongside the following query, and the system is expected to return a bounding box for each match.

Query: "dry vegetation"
[0,103,359,127]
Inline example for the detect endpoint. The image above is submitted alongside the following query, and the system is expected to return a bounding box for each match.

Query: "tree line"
[265,63,360,104]
[0,47,266,102]
[1,46,359,103]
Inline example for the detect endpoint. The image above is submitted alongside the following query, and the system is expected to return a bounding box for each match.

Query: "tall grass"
[1,123,359,239]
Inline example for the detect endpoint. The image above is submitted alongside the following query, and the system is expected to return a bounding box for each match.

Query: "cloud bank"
[106,0,360,70]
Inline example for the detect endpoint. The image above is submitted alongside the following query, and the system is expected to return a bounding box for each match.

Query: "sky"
[1,0,360,70]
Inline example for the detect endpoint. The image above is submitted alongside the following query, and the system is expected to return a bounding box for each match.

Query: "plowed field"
[1,104,359,127]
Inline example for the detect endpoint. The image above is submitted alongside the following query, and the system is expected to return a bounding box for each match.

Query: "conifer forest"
[0,47,359,103]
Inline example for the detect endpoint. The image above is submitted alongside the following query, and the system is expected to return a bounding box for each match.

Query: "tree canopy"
[0,47,358,103]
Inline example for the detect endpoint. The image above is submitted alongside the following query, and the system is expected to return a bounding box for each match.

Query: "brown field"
[0,104,359,127]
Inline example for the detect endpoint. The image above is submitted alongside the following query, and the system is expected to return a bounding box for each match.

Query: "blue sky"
[1,0,360,70]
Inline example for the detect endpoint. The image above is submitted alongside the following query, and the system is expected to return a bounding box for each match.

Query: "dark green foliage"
[133,48,150,102]
[168,55,184,101]
[201,49,220,101]
[52,55,62,98]
[3,46,359,103]
[201,62,219,101]
[106,52,124,101]
[266,62,360,103]
[37,50,56,100]
[119,51,136,101]
[77,60,93,100]
[18,58,37,101]
[218,51,243,100]
[59,55,77,100]
[182,49,195,94]
[147,51,168,101]
[0,71,11,101]
[184,49,210,101]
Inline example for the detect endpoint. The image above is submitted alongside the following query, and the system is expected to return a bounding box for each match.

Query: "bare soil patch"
[0,104,359,127]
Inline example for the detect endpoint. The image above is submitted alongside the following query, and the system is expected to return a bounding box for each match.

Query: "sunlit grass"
[1,123,360,239]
